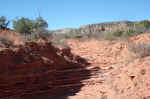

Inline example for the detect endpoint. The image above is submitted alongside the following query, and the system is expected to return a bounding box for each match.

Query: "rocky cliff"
[52,21,136,35]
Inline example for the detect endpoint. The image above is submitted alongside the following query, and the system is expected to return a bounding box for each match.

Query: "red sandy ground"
[0,30,24,46]
[1,30,150,99]
[67,34,150,99]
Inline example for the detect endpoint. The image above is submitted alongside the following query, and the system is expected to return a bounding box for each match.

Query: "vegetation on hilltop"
[13,16,48,34]
[1,15,150,44]
[0,16,9,30]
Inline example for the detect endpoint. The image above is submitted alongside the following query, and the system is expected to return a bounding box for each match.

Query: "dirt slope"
[1,29,150,99]
[67,39,128,69]
[67,35,150,99]
[0,30,24,46]
[0,41,92,99]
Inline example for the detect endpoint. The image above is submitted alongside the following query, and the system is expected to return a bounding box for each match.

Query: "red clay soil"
[0,30,24,46]
[1,29,150,99]
[0,41,91,99]
[131,33,150,43]
[67,39,128,69]
[67,36,150,99]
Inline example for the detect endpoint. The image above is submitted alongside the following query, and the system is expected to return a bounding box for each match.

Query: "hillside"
[67,33,150,99]
[52,20,149,35]
[0,22,150,99]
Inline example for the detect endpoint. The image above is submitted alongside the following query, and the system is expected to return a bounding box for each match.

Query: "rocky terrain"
[0,31,93,99]
[0,29,150,99]
[67,33,150,99]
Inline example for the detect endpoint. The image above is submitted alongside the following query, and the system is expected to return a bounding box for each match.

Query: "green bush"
[52,34,67,41]
[101,30,124,40]
[100,29,135,40]
[102,31,116,40]
[0,35,13,47]
[13,17,34,34]
[24,28,52,42]
[13,16,48,35]
[33,16,48,29]
[133,23,147,34]
[112,30,124,37]
[68,33,88,39]
[139,20,150,29]
[0,16,9,29]
[121,28,135,39]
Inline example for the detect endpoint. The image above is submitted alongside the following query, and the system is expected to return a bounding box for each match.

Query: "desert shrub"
[100,28,135,40]
[51,40,69,48]
[33,16,48,29]
[90,32,102,40]
[125,28,134,36]
[51,34,69,48]
[52,34,67,41]
[112,30,124,37]
[121,28,135,40]
[134,23,147,34]
[0,35,13,47]
[65,32,88,39]
[53,32,89,41]
[102,31,116,40]
[101,30,124,40]
[13,17,34,34]
[50,34,69,49]
[0,16,9,29]
[34,28,52,39]
[51,32,89,48]
[24,33,41,42]
[128,42,150,58]
[139,20,150,29]
[13,16,48,35]
[24,28,52,42]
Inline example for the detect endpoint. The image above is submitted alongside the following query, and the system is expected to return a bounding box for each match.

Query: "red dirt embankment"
[0,30,24,46]
[0,41,91,99]
[1,29,150,99]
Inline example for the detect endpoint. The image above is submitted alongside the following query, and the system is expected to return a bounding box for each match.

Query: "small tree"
[34,16,48,30]
[0,16,9,29]
[13,16,48,35]
[13,17,34,34]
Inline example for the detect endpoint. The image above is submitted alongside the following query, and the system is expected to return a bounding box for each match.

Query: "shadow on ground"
[0,42,91,99]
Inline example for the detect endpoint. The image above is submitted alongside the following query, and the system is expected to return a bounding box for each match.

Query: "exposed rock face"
[78,21,134,34]
[0,42,91,99]
[52,21,135,34]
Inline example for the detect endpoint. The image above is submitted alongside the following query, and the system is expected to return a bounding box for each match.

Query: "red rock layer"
[0,42,91,99]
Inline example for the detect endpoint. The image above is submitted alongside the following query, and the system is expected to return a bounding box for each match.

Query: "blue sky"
[0,0,149,30]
